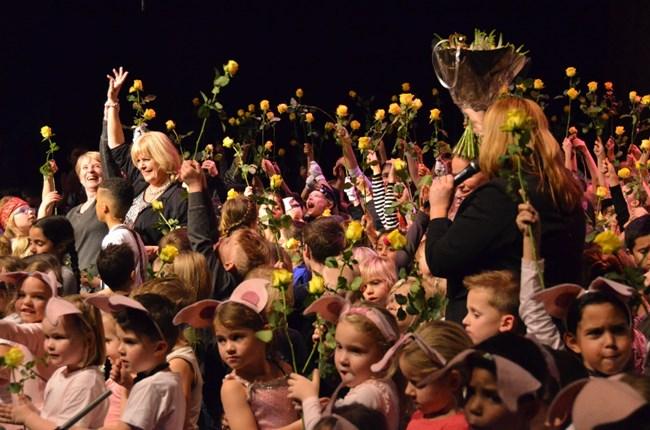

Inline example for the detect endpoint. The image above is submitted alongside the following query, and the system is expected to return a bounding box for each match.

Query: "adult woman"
[425,97,585,323]
[103,67,187,246]
[0,197,34,257]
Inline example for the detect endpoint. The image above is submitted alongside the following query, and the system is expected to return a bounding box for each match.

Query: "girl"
[288,297,400,430]
[220,195,258,237]
[30,216,79,295]
[0,196,35,258]
[0,295,108,428]
[360,255,397,307]
[101,309,127,427]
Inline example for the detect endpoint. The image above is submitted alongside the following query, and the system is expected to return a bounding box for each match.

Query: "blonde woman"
[425,96,585,323]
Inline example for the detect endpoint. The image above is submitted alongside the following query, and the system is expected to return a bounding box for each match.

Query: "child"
[0,196,34,258]
[101,309,127,427]
[288,296,400,430]
[313,402,388,430]
[302,217,354,290]
[29,216,79,295]
[372,320,472,430]
[173,279,299,430]
[96,244,136,294]
[360,255,397,307]
[461,270,519,344]
[96,177,147,287]
[625,214,650,271]
[0,295,109,428]
[87,293,186,429]
[219,195,258,237]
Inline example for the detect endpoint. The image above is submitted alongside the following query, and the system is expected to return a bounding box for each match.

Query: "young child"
[313,402,388,430]
[100,308,127,427]
[96,244,136,294]
[288,296,400,430]
[372,320,472,430]
[172,279,299,430]
[625,214,650,271]
[360,255,397,307]
[0,295,109,428]
[96,177,147,287]
[87,293,186,429]
[302,217,354,290]
[461,270,519,344]
[0,196,34,258]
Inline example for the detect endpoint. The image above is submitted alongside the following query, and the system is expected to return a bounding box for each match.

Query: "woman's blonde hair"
[74,151,102,177]
[479,96,582,212]
[130,131,181,176]
[64,295,106,367]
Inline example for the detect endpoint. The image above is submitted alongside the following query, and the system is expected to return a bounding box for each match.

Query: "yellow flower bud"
[227,188,239,200]
[358,136,371,150]
[604,82,614,91]
[228,117,236,126]
[431,88,439,96]
[630,91,638,103]
[533,79,544,90]
[248,103,256,113]
[305,112,315,123]
[336,105,349,117]
[593,230,622,255]
[151,199,164,211]
[266,111,275,120]
[516,83,526,92]
[412,98,423,110]
[345,220,363,243]
[617,167,631,179]
[272,268,293,288]
[401,82,411,92]
[260,100,270,112]
[277,103,288,114]
[143,108,156,121]
[225,60,239,76]
[587,81,598,93]
[566,88,579,100]
[429,108,441,122]
[392,159,406,171]
[399,93,414,106]
[595,186,608,199]
[295,88,304,98]
[374,109,385,121]
[237,109,245,117]
[270,174,283,190]
[350,120,361,130]
[192,97,200,107]
[40,125,53,139]
[641,139,650,151]
[308,275,325,295]
[321,208,331,217]
[348,90,357,98]
[565,67,576,78]
[132,79,143,92]
[165,120,176,131]
[265,141,273,151]
[388,103,401,116]
[159,244,179,263]
[386,229,407,250]
[643,95,650,106]
[615,126,625,136]
[3,347,24,368]
[222,137,234,148]
[284,238,300,251]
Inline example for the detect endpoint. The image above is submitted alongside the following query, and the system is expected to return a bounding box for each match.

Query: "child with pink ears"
[172,279,299,430]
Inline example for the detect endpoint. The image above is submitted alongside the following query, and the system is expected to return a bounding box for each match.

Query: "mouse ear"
[532,284,584,319]
[85,294,148,314]
[229,279,270,313]
[303,295,348,324]
[173,299,221,328]
[45,297,81,326]
[588,277,636,300]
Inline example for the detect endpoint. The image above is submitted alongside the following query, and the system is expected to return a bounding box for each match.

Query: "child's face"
[28,226,55,255]
[103,314,121,364]
[116,325,164,373]
[214,322,266,372]
[94,189,108,223]
[362,277,390,306]
[399,356,456,417]
[15,277,52,323]
[334,319,383,388]
[632,234,650,271]
[11,206,35,235]
[464,367,521,430]
[566,302,632,375]
[375,238,397,263]
[43,315,86,370]
[463,288,508,344]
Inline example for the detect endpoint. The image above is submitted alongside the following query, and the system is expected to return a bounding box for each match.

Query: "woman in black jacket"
[425,97,585,323]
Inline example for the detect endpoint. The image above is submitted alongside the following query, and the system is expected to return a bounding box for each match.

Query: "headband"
[370,332,447,381]
[0,271,60,297]
[44,296,82,326]
[0,197,29,230]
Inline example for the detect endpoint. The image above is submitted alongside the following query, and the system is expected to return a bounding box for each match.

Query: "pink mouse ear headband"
[370,332,447,380]
[172,278,270,328]
[303,295,399,343]
[0,271,60,297]
[86,294,166,342]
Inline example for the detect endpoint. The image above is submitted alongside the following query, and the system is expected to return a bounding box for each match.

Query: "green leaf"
[350,276,362,291]
[336,276,347,291]
[255,330,273,343]
[200,91,209,102]
[324,257,339,268]
[214,75,230,88]
[8,382,21,394]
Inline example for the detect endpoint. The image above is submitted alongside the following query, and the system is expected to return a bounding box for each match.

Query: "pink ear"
[173,299,221,328]
[0,271,28,285]
[532,284,584,319]
[85,294,148,314]
[229,279,269,313]
[588,277,635,300]
[303,295,347,324]
[45,297,81,326]
[546,379,589,429]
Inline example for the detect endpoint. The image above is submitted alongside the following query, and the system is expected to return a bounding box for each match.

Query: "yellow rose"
[222,136,234,148]
[565,67,576,78]
[336,105,349,117]
[412,98,423,110]
[228,117,237,126]
[159,244,179,263]
[266,111,275,120]
[388,103,401,116]
[260,100,270,112]
[308,275,325,295]
[305,112,315,123]
[3,346,24,368]
[641,139,650,151]
[296,88,304,98]
[566,88,579,100]
[348,90,357,98]
[386,229,407,250]
[270,174,283,190]
[637,161,643,170]
[642,95,650,106]
[264,141,273,151]
[604,82,614,91]
[533,79,544,90]
[374,109,385,121]
[629,91,638,103]
[284,238,300,251]
[40,125,53,139]
[392,159,406,171]
[593,230,622,255]
[143,108,156,121]
[248,103,256,113]
[516,83,526,92]
[324,122,335,131]
[277,103,288,114]
[429,108,441,122]
[289,112,297,121]
[237,109,245,117]
[278,148,286,157]
[321,208,331,217]
[227,188,239,200]
[502,109,531,132]
[151,199,164,211]
[617,167,631,179]
[399,93,414,106]
[132,79,143,91]
[165,120,176,131]
[192,97,201,107]
[272,268,293,288]
[595,186,608,199]
[225,60,239,76]
[401,82,411,92]
[129,86,136,94]
[204,144,214,156]
[568,126,578,135]
[350,120,361,130]
[358,136,371,150]
[345,220,363,243]
[587,81,598,93]
[647,160,650,169]
[615,126,625,136]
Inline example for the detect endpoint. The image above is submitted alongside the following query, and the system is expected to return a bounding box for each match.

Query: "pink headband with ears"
[371,332,447,375]
[303,295,398,342]
[172,278,269,328]
[44,296,81,326]
[0,271,60,297]
[85,294,166,342]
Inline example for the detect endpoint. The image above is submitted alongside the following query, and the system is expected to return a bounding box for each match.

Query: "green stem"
[193,117,209,160]
[280,285,298,372]
[301,342,318,374]
[516,161,545,289]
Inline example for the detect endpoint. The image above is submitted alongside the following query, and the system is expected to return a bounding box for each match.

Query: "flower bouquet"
[432,30,527,159]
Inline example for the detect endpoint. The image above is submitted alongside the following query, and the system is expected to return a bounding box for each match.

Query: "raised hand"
[594,137,604,160]
[428,174,454,218]
[106,67,129,103]
[201,159,219,178]
[180,159,204,192]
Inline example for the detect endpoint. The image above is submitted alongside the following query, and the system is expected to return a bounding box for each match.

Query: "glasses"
[14,206,35,216]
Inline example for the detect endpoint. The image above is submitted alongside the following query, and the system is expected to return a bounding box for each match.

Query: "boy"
[462,270,519,344]
[96,178,147,287]
[96,244,136,294]
[625,214,650,271]
[302,216,354,290]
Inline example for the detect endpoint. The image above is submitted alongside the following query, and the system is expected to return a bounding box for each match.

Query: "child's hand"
[201,160,219,178]
[516,202,540,236]
[10,395,38,424]
[594,137,604,160]
[287,370,320,402]
[110,358,134,390]
[428,174,454,218]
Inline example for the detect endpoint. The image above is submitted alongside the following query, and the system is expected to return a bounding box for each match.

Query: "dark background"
[1,0,650,196]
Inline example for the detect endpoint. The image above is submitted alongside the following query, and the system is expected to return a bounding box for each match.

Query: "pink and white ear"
[371,333,414,373]
[45,297,81,326]
[173,299,221,328]
[588,277,636,300]
[532,284,584,319]
[85,294,148,314]
[492,355,542,412]
[303,295,347,324]
[0,272,29,285]
[230,279,270,313]
[38,271,60,297]
[545,378,589,429]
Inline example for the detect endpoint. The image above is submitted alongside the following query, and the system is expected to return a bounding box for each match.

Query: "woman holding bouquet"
[102,67,187,247]
[425,96,585,323]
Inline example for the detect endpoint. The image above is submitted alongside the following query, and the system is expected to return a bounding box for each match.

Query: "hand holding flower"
[179,160,204,193]
[201,160,219,178]
[287,370,320,402]
[428,174,455,219]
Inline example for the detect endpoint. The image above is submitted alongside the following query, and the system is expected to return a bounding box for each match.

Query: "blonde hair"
[130,131,181,176]
[131,277,195,312]
[169,252,211,301]
[352,247,378,267]
[479,96,582,212]
[64,295,106,367]
[360,255,397,287]
[220,196,257,237]
[463,270,519,315]
[0,197,30,258]
[74,151,101,177]
[225,229,273,276]
[339,303,398,357]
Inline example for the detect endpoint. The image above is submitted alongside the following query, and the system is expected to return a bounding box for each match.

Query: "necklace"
[145,180,171,201]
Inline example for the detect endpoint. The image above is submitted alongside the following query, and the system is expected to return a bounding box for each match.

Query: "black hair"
[32,216,79,287]
[98,177,134,220]
[625,214,650,251]
[97,244,135,292]
[114,293,178,351]
[565,290,631,335]
[313,403,387,430]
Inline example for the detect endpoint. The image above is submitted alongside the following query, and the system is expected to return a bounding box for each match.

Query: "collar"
[134,361,170,384]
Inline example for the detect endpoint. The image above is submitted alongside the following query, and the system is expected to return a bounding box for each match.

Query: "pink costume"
[406,410,468,430]
[222,372,299,430]
[103,378,127,427]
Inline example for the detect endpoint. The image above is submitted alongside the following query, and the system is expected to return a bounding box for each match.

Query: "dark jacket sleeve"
[394,210,429,270]
[110,143,147,196]
[99,120,122,178]
[610,185,630,228]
